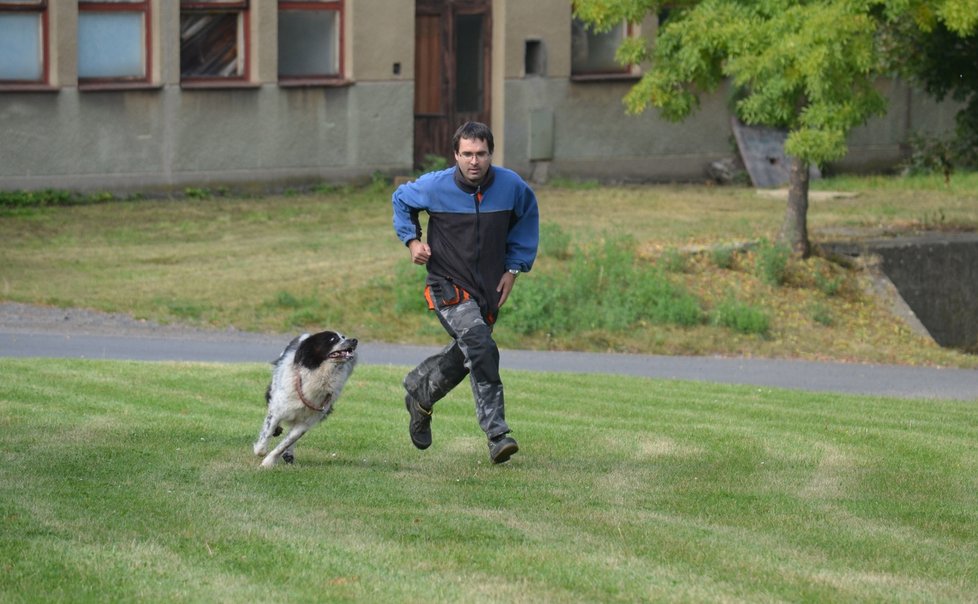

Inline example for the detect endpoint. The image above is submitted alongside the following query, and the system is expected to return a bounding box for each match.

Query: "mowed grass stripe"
[2,358,976,602]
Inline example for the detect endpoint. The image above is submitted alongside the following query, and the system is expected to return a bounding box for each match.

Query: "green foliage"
[754,239,791,286]
[546,176,601,190]
[0,188,119,208]
[416,154,449,176]
[710,246,736,270]
[311,181,342,195]
[369,171,393,194]
[814,272,843,297]
[901,133,956,179]
[811,301,835,326]
[539,222,572,260]
[575,0,977,168]
[712,296,770,336]
[889,17,978,168]
[506,235,704,336]
[659,247,689,273]
[183,187,212,199]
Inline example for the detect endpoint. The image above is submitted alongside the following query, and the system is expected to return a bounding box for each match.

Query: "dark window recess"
[180,14,240,78]
[524,39,545,77]
[454,13,483,113]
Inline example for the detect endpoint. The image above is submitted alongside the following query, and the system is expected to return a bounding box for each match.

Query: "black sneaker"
[405,394,432,450]
[488,435,519,464]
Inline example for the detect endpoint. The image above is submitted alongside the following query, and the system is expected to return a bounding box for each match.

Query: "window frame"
[0,0,52,91]
[179,0,253,88]
[570,16,640,82]
[77,0,154,91]
[277,0,346,87]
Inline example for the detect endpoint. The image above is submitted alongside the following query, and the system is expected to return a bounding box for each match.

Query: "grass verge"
[1,175,977,366]
[2,358,977,602]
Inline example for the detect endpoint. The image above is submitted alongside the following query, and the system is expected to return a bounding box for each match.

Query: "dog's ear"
[272,334,306,366]
[294,331,341,369]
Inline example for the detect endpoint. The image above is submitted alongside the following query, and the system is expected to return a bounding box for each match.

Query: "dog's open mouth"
[328,349,356,360]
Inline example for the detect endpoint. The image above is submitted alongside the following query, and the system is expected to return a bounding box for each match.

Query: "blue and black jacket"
[392,165,539,321]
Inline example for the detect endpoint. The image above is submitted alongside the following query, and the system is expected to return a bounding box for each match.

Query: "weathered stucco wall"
[0,0,415,193]
[502,78,733,182]
[0,82,413,192]
[0,0,965,192]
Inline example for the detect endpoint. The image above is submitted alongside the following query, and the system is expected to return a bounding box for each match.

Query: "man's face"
[455,137,492,186]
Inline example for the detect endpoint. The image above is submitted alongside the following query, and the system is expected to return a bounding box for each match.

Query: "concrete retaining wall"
[827,234,978,351]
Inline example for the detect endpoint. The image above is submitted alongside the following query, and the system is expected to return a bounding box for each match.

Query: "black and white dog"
[253,331,358,468]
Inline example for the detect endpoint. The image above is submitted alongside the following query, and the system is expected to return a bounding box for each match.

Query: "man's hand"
[496,271,517,308]
[408,239,431,265]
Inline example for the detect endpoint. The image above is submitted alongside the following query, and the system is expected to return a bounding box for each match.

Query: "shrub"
[754,239,791,286]
[417,154,449,175]
[712,297,770,336]
[0,189,118,208]
[814,272,843,297]
[506,235,704,336]
[811,302,834,327]
[710,246,736,270]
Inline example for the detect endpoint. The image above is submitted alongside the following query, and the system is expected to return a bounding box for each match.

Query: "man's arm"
[495,271,517,308]
[407,239,431,265]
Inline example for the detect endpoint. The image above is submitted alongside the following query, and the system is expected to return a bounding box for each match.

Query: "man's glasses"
[458,151,491,161]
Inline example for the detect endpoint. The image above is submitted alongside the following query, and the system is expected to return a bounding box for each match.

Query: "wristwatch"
[507,268,520,277]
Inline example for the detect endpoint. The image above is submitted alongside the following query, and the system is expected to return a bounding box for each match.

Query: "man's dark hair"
[452,121,494,154]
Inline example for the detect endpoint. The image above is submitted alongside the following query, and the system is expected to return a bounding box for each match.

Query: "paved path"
[3,326,976,402]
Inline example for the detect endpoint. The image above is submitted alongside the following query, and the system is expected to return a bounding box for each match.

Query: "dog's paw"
[253,443,268,457]
[282,452,295,464]
[259,456,277,469]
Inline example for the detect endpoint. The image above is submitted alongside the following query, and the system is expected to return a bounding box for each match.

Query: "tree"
[573,0,978,257]
[886,18,978,169]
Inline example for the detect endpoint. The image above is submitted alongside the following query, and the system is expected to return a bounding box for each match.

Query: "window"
[180,0,249,83]
[571,17,633,78]
[525,39,546,78]
[0,0,48,86]
[278,1,343,83]
[78,0,151,87]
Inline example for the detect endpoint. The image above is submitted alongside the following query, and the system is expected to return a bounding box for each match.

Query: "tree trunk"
[780,155,811,257]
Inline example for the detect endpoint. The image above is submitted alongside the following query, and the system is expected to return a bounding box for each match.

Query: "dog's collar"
[293,370,331,412]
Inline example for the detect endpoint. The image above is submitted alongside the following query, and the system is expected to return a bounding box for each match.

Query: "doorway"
[414,0,492,170]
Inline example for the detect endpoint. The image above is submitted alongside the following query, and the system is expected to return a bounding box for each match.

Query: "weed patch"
[660,247,689,273]
[710,246,736,270]
[539,222,572,260]
[506,236,703,336]
[754,239,791,286]
[712,296,771,336]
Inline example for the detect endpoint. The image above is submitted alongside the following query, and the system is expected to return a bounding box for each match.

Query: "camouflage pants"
[403,298,509,440]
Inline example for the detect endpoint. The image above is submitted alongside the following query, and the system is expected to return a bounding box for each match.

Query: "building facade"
[0,0,957,192]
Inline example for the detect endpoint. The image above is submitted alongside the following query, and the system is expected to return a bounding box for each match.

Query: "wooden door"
[414,0,492,170]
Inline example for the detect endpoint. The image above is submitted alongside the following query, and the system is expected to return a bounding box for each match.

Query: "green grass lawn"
[2,358,976,602]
